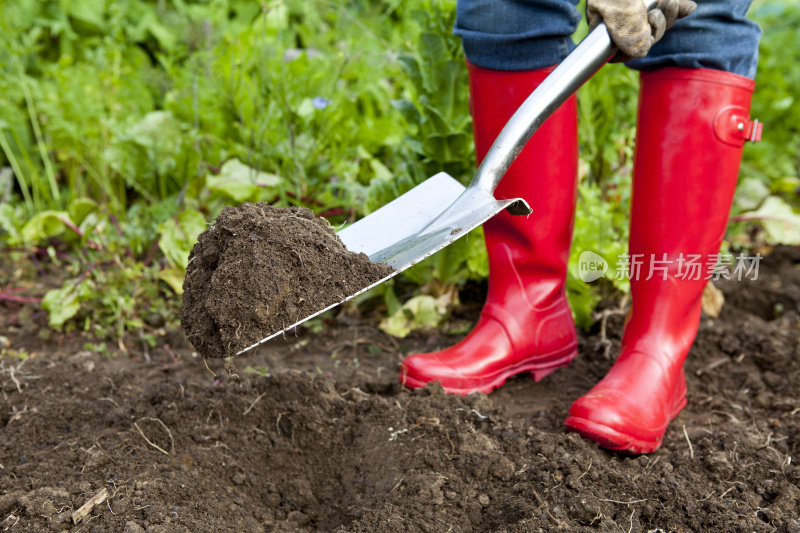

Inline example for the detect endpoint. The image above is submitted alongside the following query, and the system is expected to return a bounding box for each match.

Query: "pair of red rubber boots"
[399,64,760,454]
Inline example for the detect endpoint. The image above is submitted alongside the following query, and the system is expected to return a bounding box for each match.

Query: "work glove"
[586,0,697,61]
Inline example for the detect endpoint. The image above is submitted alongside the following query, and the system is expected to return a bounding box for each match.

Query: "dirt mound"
[0,248,798,531]
[181,203,394,359]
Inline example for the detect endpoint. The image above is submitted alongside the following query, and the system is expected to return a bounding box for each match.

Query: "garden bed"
[0,248,798,532]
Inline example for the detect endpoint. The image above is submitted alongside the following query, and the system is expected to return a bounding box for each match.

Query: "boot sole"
[400,346,578,396]
[563,395,687,454]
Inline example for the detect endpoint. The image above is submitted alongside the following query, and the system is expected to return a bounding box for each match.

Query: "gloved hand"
[586,0,697,61]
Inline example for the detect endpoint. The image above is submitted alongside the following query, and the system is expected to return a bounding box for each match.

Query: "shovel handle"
[469,0,660,203]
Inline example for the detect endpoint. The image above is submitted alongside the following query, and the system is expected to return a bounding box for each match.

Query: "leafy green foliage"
[1,0,798,344]
[736,195,800,245]
[726,1,800,245]
[41,280,92,330]
[206,159,282,204]
[741,2,800,196]
[568,179,631,327]
[392,6,472,181]
[158,209,206,270]
[380,294,450,338]
[0,0,431,345]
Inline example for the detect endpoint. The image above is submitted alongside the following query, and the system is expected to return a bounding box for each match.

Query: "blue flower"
[312,97,331,109]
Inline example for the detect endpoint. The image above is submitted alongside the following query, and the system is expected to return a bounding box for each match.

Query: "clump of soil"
[181,203,394,359]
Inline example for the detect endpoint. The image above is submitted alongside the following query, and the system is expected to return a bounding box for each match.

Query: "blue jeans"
[454,0,761,78]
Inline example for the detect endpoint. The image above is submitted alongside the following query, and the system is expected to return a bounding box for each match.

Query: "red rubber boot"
[399,63,579,395]
[565,67,761,453]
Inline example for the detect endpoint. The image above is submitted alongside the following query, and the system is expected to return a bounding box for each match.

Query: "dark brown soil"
[1,247,799,532]
[181,203,394,359]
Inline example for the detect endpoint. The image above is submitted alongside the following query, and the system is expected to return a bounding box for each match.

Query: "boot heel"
[527,346,578,382]
[529,367,557,382]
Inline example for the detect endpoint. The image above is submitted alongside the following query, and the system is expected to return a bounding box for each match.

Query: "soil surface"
[1,247,799,532]
[181,203,394,359]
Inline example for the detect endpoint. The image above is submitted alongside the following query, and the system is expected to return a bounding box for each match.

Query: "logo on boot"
[578,251,608,282]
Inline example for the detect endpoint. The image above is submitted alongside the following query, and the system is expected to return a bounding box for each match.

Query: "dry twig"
[72,488,109,524]
[134,418,175,455]
[683,424,694,459]
[243,393,266,415]
[593,295,629,359]
[598,498,647,505]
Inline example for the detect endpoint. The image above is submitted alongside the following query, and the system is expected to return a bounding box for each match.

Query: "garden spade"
[237,9,654,355]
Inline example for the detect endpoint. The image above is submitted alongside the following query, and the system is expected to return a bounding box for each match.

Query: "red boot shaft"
[565,67,759,453]
[477,66,579,361]
[400,63,579,394]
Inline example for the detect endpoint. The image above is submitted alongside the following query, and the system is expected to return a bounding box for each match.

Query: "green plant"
[727,1,800,245]
[0,0,797,344]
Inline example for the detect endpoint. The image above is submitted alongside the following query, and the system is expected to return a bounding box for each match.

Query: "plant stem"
[0,129,33,209]
[20,69,61,207]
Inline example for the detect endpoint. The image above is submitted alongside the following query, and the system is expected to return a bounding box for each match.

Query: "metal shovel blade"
[236,19,622,355]
[234,173,526,355]
[337,172,527,265]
